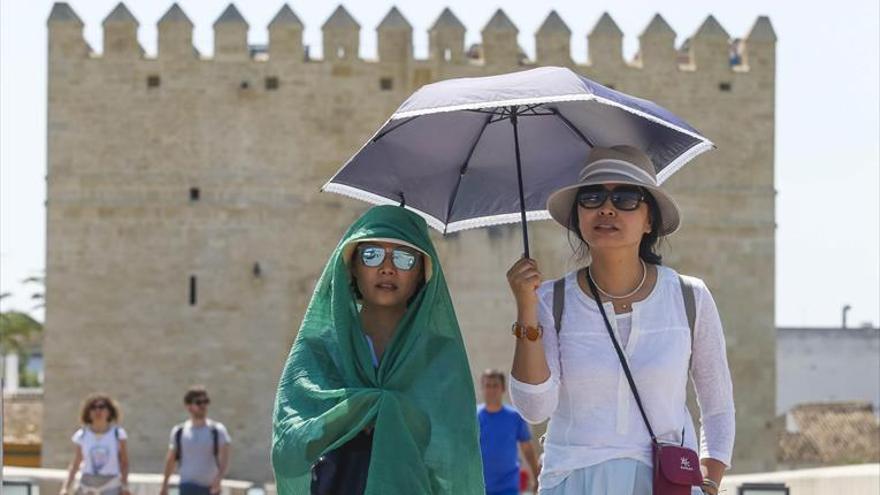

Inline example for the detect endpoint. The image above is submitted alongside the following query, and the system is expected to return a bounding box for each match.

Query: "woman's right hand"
[506,257,542,311]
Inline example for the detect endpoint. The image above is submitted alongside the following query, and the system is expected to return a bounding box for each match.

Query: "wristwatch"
[512,322,543,341]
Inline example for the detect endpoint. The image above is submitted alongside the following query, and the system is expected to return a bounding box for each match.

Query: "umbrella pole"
[510,107,530,259]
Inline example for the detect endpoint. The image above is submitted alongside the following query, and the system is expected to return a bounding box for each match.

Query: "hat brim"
[341,237,433,283]
[546,175,681,237]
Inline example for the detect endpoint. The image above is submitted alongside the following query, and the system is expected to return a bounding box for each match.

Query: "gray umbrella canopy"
[323,66,713,243]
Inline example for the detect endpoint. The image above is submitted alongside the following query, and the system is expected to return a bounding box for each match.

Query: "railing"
[3,467,256,495]
[721,464,880,495]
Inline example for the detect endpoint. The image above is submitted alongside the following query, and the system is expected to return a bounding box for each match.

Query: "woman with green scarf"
[272,205,485,495]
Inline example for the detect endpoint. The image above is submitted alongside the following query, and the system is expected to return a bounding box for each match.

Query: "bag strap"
[211,423,219,465]
[678,275,696,332]
[584,268,658,444]
[173,424,184,463]
[678,275,697,371]
[552,277,566,334]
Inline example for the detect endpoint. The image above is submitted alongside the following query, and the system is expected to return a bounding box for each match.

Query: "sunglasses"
[576,186,646,211]
[90,403,109,411]
[192,399,210,406]
[357,244,419,271]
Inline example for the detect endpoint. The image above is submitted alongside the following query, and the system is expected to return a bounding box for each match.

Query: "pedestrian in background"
[478,369,540,495]
[59,394,130,495]
[159,386,231,495]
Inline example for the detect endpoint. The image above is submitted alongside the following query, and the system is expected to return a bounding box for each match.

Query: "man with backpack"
[159,386,231,495]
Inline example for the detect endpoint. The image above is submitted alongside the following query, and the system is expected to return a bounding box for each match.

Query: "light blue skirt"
[539,458,702,495]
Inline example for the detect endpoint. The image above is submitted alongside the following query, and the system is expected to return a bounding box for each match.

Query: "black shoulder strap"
[585,271,658,444]
[678,274,697,370]
[552,276,566,334]
[174,424,184,463]
[211,423,219,463]
[114,426,120,441]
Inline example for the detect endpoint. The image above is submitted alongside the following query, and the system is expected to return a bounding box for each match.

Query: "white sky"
[1,0,878,327]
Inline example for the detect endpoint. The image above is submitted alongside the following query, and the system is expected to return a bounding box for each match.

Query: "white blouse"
[509,266,735,490]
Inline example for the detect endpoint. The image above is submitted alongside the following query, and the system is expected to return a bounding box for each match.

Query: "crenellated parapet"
[47,3,88,59]
[635,14,676,70]
[268,5,303,62]
[377,7,413,63]
[47,2,776,74]
[429,8,465,63]
[213,4,248,61]
[536,11,572,67]
[158,4,195,59]
[588,13,625,68]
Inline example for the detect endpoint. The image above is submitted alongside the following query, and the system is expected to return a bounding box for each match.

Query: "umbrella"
[323,66,713,257]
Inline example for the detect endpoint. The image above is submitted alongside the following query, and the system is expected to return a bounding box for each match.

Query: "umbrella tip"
[398,191,406,207]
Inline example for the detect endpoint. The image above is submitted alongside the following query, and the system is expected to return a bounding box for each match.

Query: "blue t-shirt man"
[478,403,532,494]
[477,370,540,495]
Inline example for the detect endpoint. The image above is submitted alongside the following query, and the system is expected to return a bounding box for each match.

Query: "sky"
[1,0,878,327]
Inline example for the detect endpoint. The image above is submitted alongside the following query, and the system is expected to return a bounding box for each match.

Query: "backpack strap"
[173,424,184,463]
[552,276,566,334]
[211,423,219,466]
[678,274,697,370]
[114,426,120,441]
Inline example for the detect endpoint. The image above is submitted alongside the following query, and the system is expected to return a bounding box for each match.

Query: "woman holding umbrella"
[507,146,734,495]
[272,205,484,495]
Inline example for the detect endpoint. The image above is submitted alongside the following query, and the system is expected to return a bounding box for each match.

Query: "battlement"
[48,2,775,72]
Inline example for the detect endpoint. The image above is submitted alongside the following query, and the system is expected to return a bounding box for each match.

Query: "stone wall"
[42,2,778,481]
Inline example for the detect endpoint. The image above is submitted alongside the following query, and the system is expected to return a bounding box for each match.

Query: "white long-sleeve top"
[509,266,735,490]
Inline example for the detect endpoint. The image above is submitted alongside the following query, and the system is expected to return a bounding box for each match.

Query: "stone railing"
[3,467,256,495]
[721,463,880,495]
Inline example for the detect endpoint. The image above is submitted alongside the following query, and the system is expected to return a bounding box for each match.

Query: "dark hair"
[79,393,121,424]
[481,369,506,388]
[183,385,209,405]
[567,186,664,265]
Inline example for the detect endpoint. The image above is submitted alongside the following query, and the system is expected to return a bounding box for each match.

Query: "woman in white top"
[60,394,131,495]
[507,145,734,495]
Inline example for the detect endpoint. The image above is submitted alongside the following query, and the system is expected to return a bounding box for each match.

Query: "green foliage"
[0,308,43,355]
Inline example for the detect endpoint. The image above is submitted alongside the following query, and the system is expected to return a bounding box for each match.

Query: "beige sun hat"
[341,237,433,283]
[546,145,681,236]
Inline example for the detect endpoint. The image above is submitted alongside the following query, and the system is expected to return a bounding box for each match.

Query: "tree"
[0,301,43,355]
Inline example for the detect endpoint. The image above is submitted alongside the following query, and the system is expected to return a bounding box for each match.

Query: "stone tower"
[43,3,777,481]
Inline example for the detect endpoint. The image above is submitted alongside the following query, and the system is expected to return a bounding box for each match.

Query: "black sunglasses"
[576,185,646,211]
[90,403,109,410]
[357,245,419,271]
[192,398,210,406]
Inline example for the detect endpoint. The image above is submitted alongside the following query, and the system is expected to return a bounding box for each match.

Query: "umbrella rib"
[465,108,507,116]
[443,114,493,233]
[550,109,595,147]
[372,115,421,142]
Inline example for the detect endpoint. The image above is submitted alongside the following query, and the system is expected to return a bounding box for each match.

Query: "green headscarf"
[272,205,485,495]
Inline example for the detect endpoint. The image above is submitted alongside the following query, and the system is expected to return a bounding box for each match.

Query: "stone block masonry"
[43,2,777,481]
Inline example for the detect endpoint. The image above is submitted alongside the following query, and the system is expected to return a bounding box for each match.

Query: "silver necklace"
[588,260,647,300]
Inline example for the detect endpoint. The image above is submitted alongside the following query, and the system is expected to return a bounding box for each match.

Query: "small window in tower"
[380,77,393,91]
[189,187,200,201]
[337,46,346,59]
[719,82,732,92]
[147,75,161,88]
[265,76,279,90]
[189,276,197,306]
[240,80,250,90]
[443,48,452,62]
